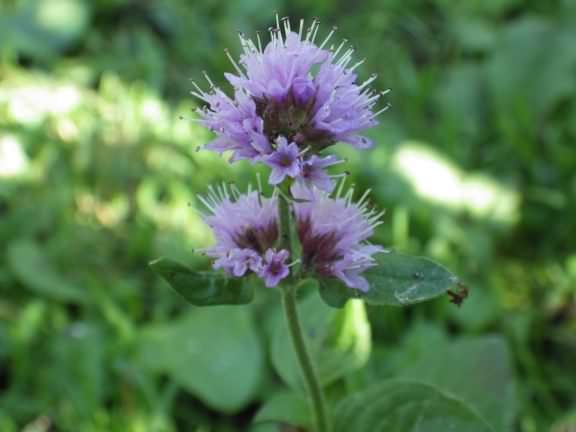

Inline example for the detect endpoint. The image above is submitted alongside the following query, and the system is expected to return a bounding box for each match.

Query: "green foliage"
[0,0,574,430]
[136,307,264,413]
[392,330,516,432]
[271,293,371,390]
[7,240,85,302]
[149,258,256,306]
[334,381,494,432]
[319,253,460,307]
[253,391,311,429]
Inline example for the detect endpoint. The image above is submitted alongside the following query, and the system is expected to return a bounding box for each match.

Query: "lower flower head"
[198,183,384,291]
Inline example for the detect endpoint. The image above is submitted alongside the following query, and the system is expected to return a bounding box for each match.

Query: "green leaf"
[253,391,311,429]
[319,253,459,308]
[365,253,459,306]
[48,323,106,419]
[488,18,576,118]
[394,334,516,432]
[149,258,255,306]
[136,307,263,413]
[0,0,90,61]
[334,380,494,432]
[7,240,84,302]
[271,293,371,390]
[319,277,360,308]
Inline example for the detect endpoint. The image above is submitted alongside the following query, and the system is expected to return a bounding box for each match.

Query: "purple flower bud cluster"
[192,17,389,190]
[198,184,384,291]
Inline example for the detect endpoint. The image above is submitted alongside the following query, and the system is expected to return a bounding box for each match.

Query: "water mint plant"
[152,16,470,432]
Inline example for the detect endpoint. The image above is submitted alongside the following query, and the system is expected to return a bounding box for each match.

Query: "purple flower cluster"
[198,183,384,291]
[192,17,389,191]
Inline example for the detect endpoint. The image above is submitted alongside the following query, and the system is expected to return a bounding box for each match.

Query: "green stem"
[281,286,330,432]
[277,190,293,254]
[276,181,328,430]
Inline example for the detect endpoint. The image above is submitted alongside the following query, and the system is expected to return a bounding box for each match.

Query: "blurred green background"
[1,0,575,431]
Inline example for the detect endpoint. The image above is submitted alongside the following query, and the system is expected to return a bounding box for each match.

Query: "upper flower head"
[192,17,389,187]
[198,182,384,292]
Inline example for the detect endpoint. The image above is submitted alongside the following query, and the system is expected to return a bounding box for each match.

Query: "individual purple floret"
[192,16,389,187]
[297,154,343,191]
[264,136,301,184]
[258,249,290,287]
[214,248,262,277]
[198,182,384,292]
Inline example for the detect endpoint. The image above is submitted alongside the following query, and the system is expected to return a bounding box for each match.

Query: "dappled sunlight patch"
[392,142,519,223]
[136,179,212,247]
[0,78,81,126]
[75,193,129,228]
[338,299,372,366]
[0,135,29,178]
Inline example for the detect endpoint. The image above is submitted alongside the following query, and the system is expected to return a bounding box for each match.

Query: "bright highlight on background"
[0,135,28,178]
[393,142,519,223]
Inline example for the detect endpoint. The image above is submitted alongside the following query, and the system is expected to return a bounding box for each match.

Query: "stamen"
[275,14,284,44]
[305,18,319,42]
[190,91,209,102]
[310,18,320,42]
[365,93,382,105]
[224,48,245,77]
[288,259,301,268]
[335,176,347,199]
[344,186,355,204]
[281,16,291,34]
[319,26,337,50]
[368,211,386,225]
[329,172,350,180]
[268,26,276,45]
[230,183,241,199]
[256,172,263,194]
[299,145,311,156]
[197,194,216,213]
[358,74,377,90]
[371,104,391,118]
[336,48,355,68]
[256,31,263,53]
[202,71,215,88]
[357,221,383,237]
[357,188,372,207]
[332,39,348,59]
